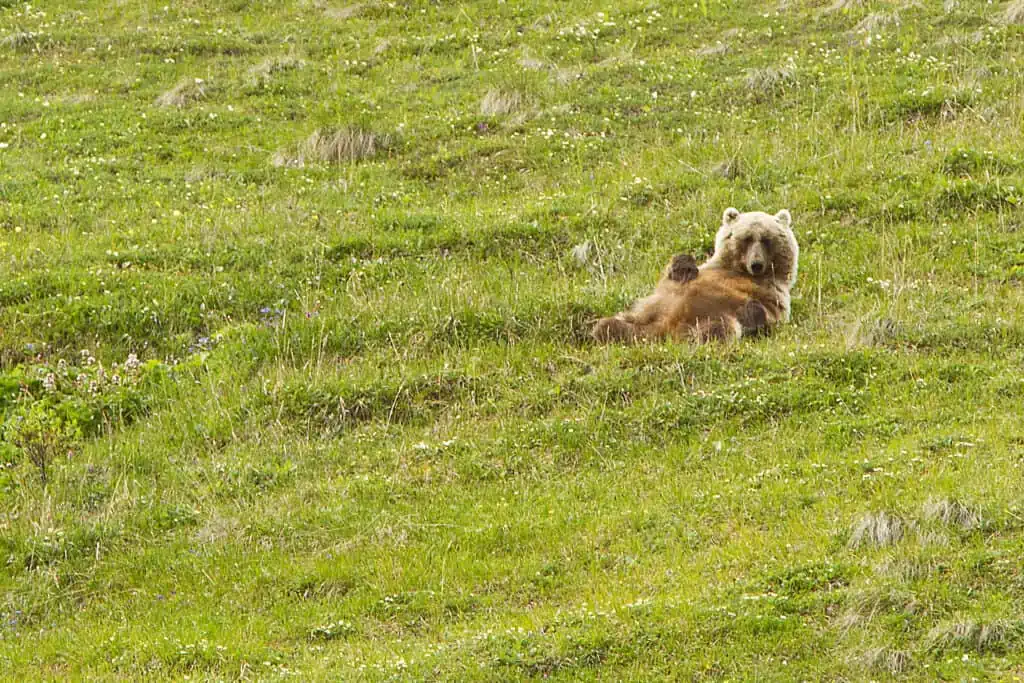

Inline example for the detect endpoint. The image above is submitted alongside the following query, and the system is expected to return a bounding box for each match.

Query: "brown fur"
[592,208,798,344]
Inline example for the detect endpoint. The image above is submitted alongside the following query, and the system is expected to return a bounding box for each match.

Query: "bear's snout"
[745,243,768,276]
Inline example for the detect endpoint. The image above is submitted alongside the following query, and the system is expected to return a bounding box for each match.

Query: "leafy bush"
[0,352,171,483]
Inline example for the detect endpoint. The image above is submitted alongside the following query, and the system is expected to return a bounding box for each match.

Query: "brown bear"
[592,207,798,343]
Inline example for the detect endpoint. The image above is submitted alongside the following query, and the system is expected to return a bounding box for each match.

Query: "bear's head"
[710,207,798,286]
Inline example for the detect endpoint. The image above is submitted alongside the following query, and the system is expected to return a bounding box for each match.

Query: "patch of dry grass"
[853,647,911,675]
[844,316,899,349]
[927,620,1022,652]
[155,78,207,108]
[273,127,389,167]
[745,66,796,98]
[324,4,363,20]
[712,159,743,180]
[480,89,524,117]
[1004,0,1024,23]
[2,31,41,51]
[849,511,906,548]
[695,42,730,57]
[822,0,865,12]
[853,12,899,32]
[519,54,546,71]
[922,498,982,529]
[247,56,304,87]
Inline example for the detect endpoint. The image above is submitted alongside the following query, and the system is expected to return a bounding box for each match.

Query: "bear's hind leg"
[592,316,640,343]
[690,316,742,344]
[737,300,770,337]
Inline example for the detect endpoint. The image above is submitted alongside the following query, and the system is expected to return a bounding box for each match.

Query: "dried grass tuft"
[324,4,362,20]
[1004,0,1024,23]
[922,498,982,529]
[480,89,524,116]
[844,317,899,349]
[274,127,389,167]
[2,31,39,51]
[853,12,899,32]
[823,0,866,12]
[520,54,546,71]
[155,78,207,108]
[927,620,1022,652]
[854,647,911,675]
[695,42,730,57]
[745,66,796,96]
[248,56,304,87]
[849,511,905,548]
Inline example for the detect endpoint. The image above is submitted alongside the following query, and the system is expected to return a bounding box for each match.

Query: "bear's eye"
[761,236,773,248]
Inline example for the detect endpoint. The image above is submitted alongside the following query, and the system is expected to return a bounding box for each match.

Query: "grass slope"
[3,0,1024,679]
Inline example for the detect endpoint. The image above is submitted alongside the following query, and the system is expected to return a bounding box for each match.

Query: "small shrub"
[2,404,79,485]
[1,353,171,484]
[309,619,355,641]
[941,148,1019,177]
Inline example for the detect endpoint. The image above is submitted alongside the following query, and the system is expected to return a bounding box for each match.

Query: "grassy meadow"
[4,0,1024,679]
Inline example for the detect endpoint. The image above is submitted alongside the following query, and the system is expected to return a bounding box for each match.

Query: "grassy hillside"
[3,0,1024,679]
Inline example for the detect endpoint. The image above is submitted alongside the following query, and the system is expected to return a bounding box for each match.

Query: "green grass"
[3,0,1024,679]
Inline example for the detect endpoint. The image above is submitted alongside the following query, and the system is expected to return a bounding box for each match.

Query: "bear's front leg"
[737,300,770,337]
[666,254,699,284]
[592,316,640,343]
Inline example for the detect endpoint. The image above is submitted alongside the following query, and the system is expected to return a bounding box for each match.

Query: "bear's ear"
[723,207,741,225]
[775,209,792,229]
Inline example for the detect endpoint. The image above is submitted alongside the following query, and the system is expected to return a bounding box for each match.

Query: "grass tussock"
[154,78,206,108]
[712,159,743,180]
[247,56,303,87]
[745,66,796,97]
[922,498,982,529]
[853,12,899,32]
[2,31,39,51]
[844,317,900,349]
[1004,0,1024,23]
[324,4,362,20]
[823,0,866,13]
[695,42,730,57]
[849,511,906,548]
[854,647,911,675]
[274,127,390,167]
[480,89,525,117]
[927,620,1022,653]
[519,54,546,70]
